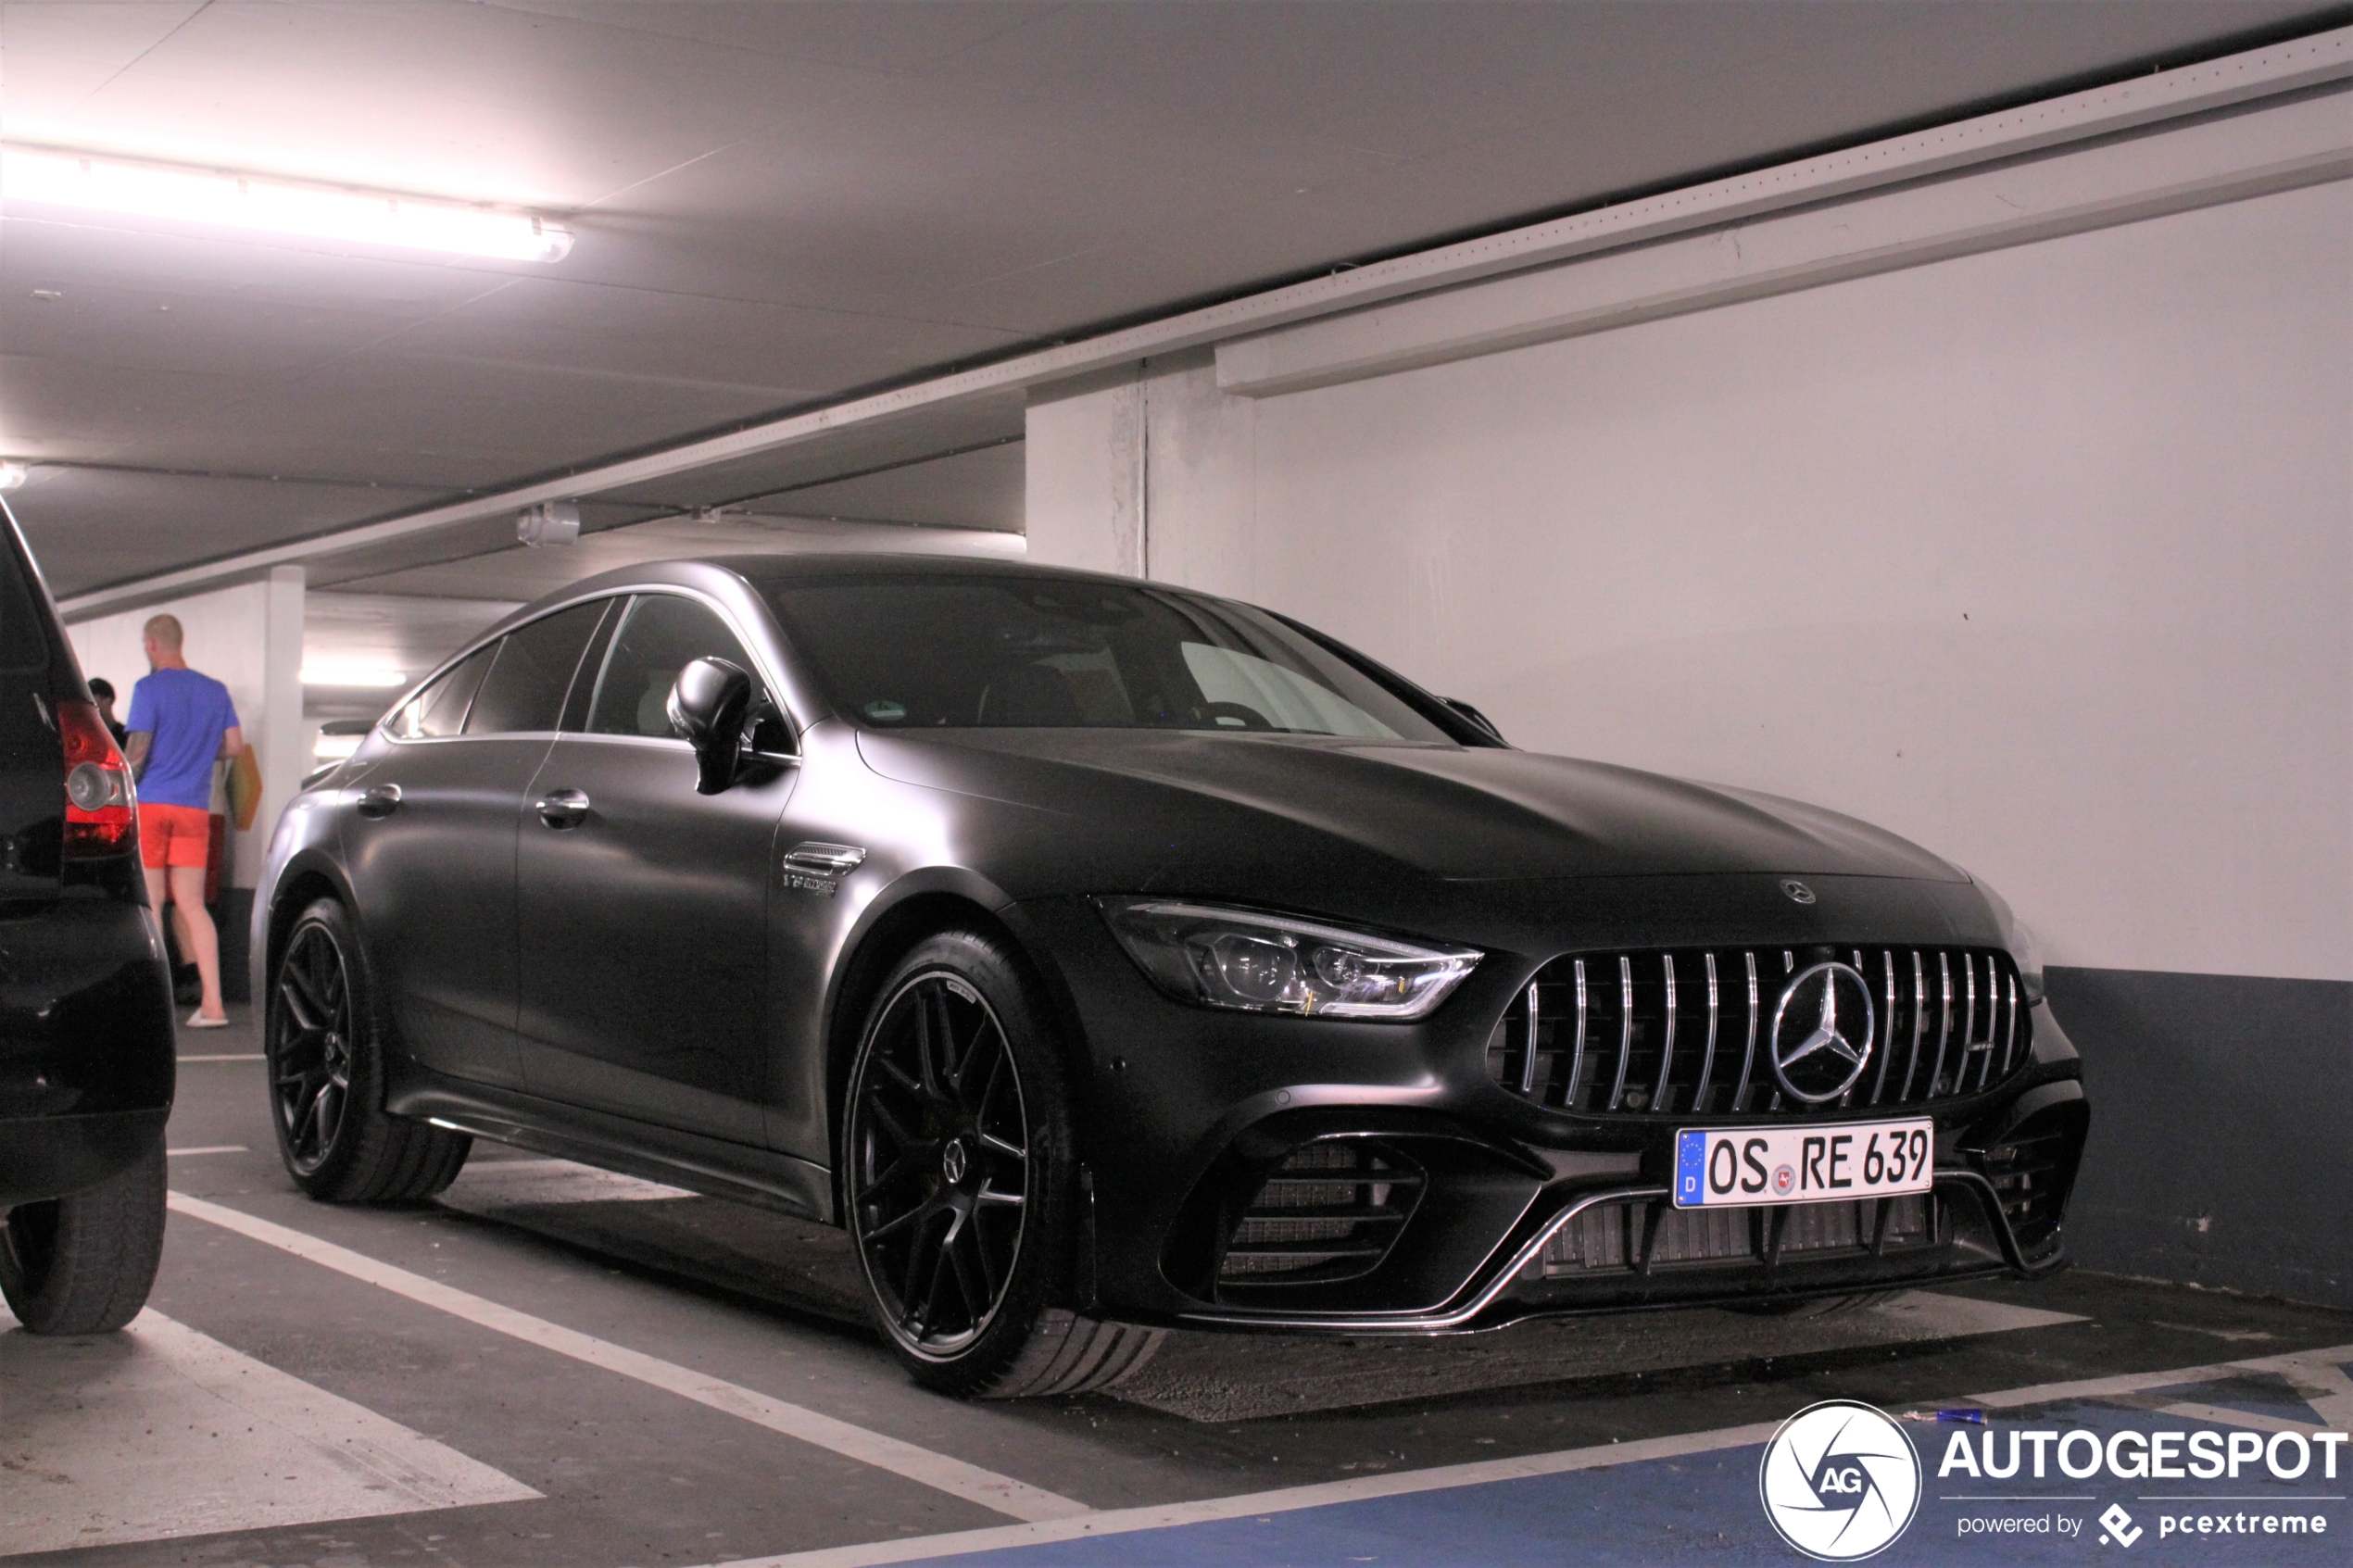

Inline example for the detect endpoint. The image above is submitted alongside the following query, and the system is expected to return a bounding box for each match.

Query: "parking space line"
[2158,1400,2325,1435]
[166,1145,247,1156]
[707,1341,2353,1568]
[165,1191,1089,1524]
[702,1421,1791,1568]
[1967,1343,2353,1411]
[177,1053,264,1062]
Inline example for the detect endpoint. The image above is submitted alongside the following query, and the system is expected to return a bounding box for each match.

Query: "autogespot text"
[1937,1426,2346,1482]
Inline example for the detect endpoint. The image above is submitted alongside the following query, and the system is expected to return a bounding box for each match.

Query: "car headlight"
[1969,874,2046,1004]
[1101,899,1481,1021]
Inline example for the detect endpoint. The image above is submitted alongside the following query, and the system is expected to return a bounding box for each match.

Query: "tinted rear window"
[466,601,608,735]
[765,577,1449,741]
[388,645,495,739]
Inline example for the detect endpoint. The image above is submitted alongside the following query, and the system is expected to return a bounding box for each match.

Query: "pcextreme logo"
[1759,1399,1923,1561]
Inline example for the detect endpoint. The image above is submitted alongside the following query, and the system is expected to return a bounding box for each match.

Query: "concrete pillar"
[255,564,306,879]
[1025,366,1148,577]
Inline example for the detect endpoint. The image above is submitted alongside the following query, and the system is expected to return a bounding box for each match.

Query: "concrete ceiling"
[4,0,2340,598]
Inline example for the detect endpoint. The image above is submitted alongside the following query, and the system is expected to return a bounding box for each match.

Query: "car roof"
[526,550,1183,614]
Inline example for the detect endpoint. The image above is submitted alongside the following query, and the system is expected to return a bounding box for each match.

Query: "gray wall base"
[2049,966,2350,1310]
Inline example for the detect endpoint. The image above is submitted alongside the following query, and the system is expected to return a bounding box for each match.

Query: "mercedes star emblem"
[1768,961,1878,1103]
[1780,879,1818,905]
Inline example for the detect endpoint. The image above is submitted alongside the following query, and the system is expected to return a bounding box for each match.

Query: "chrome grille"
[1486,946,2029,1116]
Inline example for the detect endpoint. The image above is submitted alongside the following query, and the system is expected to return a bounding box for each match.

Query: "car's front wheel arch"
[823,890,1096,1209]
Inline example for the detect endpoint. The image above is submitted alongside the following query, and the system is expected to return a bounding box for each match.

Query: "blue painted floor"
[900,1386,2346,1567]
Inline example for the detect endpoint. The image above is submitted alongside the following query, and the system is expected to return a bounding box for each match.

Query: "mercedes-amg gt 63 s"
[258,554,2088,1397]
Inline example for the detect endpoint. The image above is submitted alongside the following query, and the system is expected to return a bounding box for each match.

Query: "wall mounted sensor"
[517,500,581,547]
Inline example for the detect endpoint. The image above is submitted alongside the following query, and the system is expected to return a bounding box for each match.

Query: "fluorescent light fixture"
[0,143,572,262]
[301,659,408,688]
[313,732,365,764]
[0,460,25,491]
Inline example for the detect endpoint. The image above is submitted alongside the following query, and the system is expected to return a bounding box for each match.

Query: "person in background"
[87,676,130,746]
[124,614,245,1029]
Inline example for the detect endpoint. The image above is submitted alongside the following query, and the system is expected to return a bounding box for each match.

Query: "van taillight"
[59,699,137,859]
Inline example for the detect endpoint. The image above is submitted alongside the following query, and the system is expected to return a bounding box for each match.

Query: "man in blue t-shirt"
[125,614,245,1028]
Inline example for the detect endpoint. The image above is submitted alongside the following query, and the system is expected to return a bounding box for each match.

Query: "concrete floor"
[4,1008,2347,1567]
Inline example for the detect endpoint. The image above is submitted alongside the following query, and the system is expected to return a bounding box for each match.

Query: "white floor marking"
[1115,1287,2084,1423]
[1964,1343,2353,1411]
[443,1157,698,1205]
[166,1191,1088,1524]
[165,1145,247,1157]
[2157,1400,2323,1436]
[707,1422,1792,1568]
[176,1053,263,1062]
[698,1339,2353,1568]
[0,1306,535,1557]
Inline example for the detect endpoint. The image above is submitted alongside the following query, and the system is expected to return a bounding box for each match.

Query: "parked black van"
[0,498,176,1333]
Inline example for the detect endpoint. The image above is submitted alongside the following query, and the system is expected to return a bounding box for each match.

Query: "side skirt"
[387,1074,836,1224]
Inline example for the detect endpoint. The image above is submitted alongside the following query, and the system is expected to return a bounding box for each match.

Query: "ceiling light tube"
[0,143,572,262]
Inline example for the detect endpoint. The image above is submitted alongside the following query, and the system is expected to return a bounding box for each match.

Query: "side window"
[464,601,609,736]
[585,596,761,739]
[388,644,496,739]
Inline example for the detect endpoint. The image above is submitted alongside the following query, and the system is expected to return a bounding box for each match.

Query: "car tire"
[844,930,1149,1399]
[0,1134,167,1335]
[267,897,471,1203]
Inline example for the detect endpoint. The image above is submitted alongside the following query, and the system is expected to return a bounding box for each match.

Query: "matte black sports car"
[257,554,2087,1396]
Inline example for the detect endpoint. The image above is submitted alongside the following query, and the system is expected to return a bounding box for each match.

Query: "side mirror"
[666,658,753,794]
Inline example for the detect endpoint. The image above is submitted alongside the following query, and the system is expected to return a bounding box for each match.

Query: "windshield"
[765,576,1452,742]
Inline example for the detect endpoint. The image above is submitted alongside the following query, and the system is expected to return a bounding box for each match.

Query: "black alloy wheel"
[845,931,1080,1395]
[272,919,353,1177]
[265,898,472,1203]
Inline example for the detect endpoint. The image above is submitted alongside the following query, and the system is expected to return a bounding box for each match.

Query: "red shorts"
[139,803,212,870]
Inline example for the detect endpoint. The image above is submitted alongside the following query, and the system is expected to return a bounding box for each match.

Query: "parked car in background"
[0,501,177,1334]
[258,554,2087,1396]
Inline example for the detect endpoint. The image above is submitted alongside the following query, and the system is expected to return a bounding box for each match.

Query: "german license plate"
[1672,1119,1933,1209]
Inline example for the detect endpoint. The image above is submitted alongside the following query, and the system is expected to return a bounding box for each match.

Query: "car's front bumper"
[1012,884,2089,1333]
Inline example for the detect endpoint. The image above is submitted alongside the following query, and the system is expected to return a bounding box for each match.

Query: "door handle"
[356,784,402,819]
[535,788,591,829]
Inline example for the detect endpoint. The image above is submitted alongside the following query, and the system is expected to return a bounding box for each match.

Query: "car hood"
[855,729,1962,884]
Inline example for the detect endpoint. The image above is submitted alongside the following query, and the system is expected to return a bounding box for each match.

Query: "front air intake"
[1216,1139,1423,1285]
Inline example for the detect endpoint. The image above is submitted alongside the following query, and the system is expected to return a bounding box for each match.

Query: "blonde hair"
[142,613,184,651]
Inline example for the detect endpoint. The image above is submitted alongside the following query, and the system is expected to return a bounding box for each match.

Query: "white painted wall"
[1026,177,2352,985]
[66,573,305,890]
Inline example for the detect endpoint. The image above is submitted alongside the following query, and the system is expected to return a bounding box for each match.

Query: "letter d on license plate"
[1672,1118,1933,1209]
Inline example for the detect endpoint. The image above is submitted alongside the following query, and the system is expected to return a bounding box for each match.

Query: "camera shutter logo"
[1758,1399,1921,1561]
[1769,962,1878,1104]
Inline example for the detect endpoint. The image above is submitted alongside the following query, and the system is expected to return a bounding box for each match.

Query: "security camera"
[517,500,581,547]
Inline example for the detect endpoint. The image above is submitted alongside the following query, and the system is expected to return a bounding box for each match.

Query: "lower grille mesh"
[1219,1139,1423,1283]
[1529,1194,1934,1277]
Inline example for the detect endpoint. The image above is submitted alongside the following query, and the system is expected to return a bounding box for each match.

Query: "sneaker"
[184,1010,230,1029]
